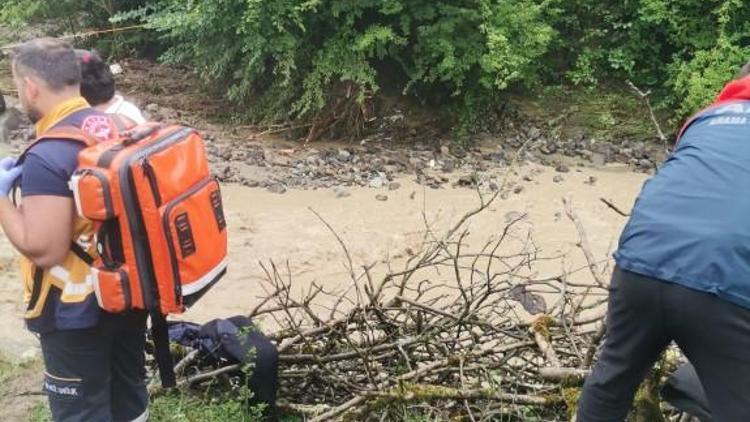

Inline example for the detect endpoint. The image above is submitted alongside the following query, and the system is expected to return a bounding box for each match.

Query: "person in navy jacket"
[577,68,750,421]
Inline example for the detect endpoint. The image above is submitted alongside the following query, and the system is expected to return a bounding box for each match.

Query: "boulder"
[0,107,25,143]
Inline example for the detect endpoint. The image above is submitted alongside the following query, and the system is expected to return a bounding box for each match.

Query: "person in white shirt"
[75,49,146,125]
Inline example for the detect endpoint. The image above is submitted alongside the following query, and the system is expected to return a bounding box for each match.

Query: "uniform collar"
[35,96,90,136]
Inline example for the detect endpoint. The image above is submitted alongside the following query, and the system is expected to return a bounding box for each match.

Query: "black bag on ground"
[168,316,279,420]
[661,362,712,422]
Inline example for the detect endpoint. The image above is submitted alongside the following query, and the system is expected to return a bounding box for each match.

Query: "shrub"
[5,0,750,132]
[119,0,554,125]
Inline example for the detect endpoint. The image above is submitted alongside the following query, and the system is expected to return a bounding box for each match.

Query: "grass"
[28,403,51,422]
[508,83,672,142]
[0,356,15,383]
[27,389,272,422]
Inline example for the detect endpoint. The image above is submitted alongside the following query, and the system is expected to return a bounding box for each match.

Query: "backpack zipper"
[141,160,162,207]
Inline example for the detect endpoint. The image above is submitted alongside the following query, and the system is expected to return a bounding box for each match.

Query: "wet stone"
[267,184,287,194]
[555,164,570,173]
[334,188,351,198]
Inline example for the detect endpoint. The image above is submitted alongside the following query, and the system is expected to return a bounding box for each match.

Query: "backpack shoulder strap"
[110,114,137,134]
[18,127,98,164]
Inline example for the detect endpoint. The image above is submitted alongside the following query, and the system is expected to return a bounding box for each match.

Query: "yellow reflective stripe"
[49,266,94,295]
[48,266,94,303]
[24,278,54,319]
[20,212,98,318]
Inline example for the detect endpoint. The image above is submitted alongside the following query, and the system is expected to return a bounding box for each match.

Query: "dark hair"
[12,38,80,91]
[76,49,115,106]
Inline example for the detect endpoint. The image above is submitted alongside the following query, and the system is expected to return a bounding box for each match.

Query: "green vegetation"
[148,389,266,422]
[26,390,268,422]
[28,402,52,422]
[2,0,749,135]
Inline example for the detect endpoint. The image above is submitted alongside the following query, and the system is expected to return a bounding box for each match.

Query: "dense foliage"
[3,0,750,128]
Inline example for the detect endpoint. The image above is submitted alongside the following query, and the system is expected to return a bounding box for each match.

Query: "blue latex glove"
[0,157,23,197]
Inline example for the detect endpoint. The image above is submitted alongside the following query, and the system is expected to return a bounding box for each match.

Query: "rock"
[267,184,287,194]
[442,160,456,173]
[483,152,505,162]
[451,148,468,159]
[0,107,25,142]
[409,191,416,200]
[408,157,425,170]
[440,145,451,156]
[513,185,524,194]
[591,153,606,167]
[334,187,351,198]
[109,63,123,75]
[585,176,598,185]
[388,182,401,191]
[337,149,352,162]
[555,164,570,173]
[523,174,534,182]
[553,175,564,183]
[221,166,234,179]
[527,126,541,139]
[541,143,558,155]
[375,194,388,202]
[383,164,401,175]
[454,176,475,188]
[145,103,160,113]
[489,182,499,192]
[508,285,547,315]
[369,176,385,189]
[638,159,653,169]
[243,179,260,188]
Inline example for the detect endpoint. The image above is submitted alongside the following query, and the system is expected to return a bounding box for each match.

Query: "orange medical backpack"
[23,121,228,387]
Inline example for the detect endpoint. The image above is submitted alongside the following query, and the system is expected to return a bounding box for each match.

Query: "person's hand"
[0,157,23,197]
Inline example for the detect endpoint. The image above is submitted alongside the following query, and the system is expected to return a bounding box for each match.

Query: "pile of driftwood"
[171,187,623,421]
[273,194,610,421]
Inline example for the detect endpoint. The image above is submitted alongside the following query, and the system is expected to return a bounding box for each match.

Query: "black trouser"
[577,268,750,422]
[40,311,149,422]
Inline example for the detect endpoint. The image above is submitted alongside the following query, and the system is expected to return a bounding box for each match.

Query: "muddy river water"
[0,164,647,360]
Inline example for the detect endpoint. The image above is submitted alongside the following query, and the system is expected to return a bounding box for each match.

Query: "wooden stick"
[563,196,608,288]
[600,197,630,217]
[626,80,667,144]
[310,396,367,422]
[365,384,563,406]
[533,331,562,368]
[538,367,590,384]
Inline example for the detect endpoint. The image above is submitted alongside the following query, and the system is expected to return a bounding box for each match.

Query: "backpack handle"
[122,123,162,146]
